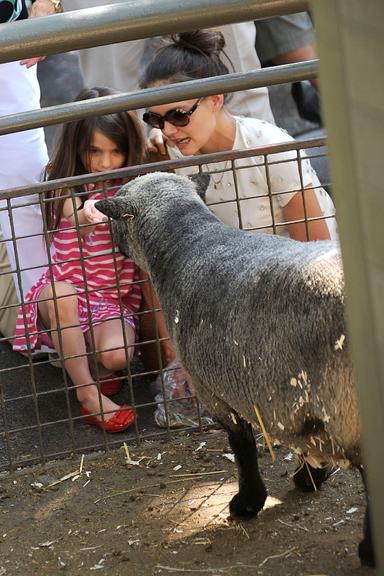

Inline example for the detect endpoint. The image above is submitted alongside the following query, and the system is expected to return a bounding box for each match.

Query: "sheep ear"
[189,173,210,201]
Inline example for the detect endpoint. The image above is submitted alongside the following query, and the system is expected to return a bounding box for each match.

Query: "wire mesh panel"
[0,138,330,471]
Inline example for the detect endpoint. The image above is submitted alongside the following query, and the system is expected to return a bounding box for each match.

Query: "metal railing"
[0,60,318,136]
[0,0,309,63]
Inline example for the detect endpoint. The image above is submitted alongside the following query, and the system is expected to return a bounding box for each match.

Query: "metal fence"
[0,0,329,472]
[0,137,330,471]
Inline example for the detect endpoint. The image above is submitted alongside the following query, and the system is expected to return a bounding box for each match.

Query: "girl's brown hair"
[44,86,146,236]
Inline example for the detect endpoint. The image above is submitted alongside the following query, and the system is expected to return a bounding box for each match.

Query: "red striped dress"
[13,189,141,353]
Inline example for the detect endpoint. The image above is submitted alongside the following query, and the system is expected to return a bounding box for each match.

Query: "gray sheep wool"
[96,171,374,568]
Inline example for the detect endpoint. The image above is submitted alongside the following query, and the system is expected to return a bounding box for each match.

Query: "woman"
[141,29,337,242]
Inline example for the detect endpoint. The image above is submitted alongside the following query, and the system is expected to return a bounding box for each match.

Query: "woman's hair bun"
[140,27,232,90]
[171,29,225,56]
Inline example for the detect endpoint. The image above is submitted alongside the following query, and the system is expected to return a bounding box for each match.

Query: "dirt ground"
[0,428,374,576]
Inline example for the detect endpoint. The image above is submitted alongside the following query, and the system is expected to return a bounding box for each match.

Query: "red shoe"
[98,371,124,397]
[80,404,136,433]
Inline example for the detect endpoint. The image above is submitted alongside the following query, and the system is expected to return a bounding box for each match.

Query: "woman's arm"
[137,152,175,370]
[139,269,176,370]
[283,185,331,241]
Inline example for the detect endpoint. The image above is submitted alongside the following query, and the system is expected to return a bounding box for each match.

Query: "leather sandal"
[98,371,124,396]
[80,404,135,433]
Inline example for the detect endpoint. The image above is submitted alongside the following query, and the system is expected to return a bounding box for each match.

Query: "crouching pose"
[96,172,374,567]
[13,87,145,433]
[141,29,337,242]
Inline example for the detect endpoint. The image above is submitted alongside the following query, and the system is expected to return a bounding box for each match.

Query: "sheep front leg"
[222,412,267,518]
[358,467,375,567]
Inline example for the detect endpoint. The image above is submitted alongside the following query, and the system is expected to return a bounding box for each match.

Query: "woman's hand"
[29,0,58,17]
[147,128,169,155]
[19,56,45,69]
[83,199,109,225]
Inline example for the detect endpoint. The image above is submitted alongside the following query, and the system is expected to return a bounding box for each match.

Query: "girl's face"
[145,95,223,155]
[85,130,126,174]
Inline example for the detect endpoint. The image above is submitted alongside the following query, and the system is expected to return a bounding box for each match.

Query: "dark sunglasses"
[142,98,202,130]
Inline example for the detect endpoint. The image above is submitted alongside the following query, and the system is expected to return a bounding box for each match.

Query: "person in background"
[255,12,322,127]
[256,12,318,86]
[62,0,275,123]
[13,87,145,433]
[0,0,59,341]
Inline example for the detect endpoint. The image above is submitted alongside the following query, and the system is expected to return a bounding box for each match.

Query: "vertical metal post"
[312,0,384,571]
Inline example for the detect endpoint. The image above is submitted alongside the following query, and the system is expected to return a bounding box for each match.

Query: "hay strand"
[253,403,276,462]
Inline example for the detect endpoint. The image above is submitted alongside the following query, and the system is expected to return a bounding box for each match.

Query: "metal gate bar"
[0,0,310,63]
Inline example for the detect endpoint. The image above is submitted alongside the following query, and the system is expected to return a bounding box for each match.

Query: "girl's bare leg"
[87,318,135,373]
[38,283,123,420]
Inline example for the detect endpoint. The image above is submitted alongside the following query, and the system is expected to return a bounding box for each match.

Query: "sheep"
[95,171,374,567]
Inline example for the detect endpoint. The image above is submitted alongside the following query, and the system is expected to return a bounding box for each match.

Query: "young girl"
[13,87,145,433]
[141,29,337,242]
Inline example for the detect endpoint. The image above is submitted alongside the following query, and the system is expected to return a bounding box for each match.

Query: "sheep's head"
[95,171,210,270]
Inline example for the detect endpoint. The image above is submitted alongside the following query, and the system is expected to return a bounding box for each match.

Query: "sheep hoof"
[358,538,375,568]
[229,490,267,519]
[293,464,332,492]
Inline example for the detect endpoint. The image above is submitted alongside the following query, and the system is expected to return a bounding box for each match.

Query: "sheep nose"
[95,199,116,218]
